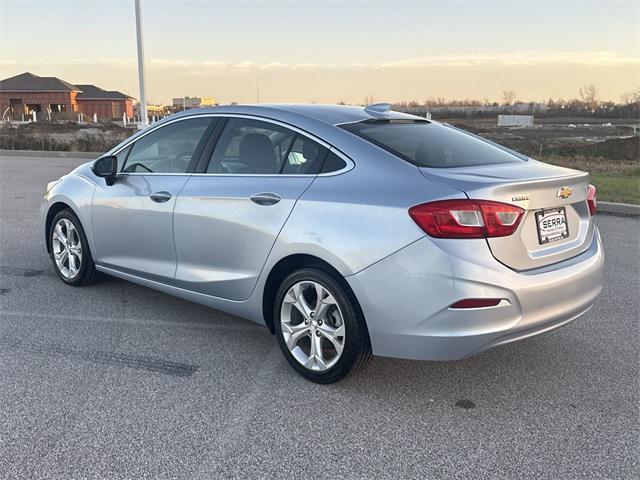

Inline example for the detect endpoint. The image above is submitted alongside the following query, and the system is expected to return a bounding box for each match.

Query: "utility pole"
[134,0,148,128]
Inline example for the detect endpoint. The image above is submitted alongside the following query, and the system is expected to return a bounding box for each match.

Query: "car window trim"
[119,144,133,171]
[187,117,219,172]
[109,113,354,177]
[195,118,229,173]
[277,133,298,174]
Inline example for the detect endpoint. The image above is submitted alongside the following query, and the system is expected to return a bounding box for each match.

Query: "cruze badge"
[556,187,573,199]
[512,194,529,202]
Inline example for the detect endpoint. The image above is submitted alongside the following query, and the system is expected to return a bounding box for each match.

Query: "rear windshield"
[341,121,524,168]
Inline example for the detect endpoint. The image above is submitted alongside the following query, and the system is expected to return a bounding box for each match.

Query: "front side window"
[115,144,131,172]
[341,121,523,168]
[206,118,328,175]
[122,117,211,173]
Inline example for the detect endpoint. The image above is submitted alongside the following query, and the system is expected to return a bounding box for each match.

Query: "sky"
[1,0,638,105]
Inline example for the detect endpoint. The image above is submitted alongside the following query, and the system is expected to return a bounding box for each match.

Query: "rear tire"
[274,268,371,383]
[49,209,99,286]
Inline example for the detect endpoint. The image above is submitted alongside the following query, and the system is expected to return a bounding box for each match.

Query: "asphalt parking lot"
[1,154,638,479]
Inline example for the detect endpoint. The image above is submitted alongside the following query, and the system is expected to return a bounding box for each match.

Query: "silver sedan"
[40,104,603,383]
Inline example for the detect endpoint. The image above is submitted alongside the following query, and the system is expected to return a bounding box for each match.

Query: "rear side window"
[281,135,328,175]
[341,121,523,168]
[320,152,347,173]
[206,117,329,175]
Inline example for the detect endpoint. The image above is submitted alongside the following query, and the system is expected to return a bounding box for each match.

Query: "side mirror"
[92,155,118,186]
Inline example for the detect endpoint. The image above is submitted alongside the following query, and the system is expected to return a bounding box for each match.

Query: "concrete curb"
[598,201,640,217]
[0,149,103,159]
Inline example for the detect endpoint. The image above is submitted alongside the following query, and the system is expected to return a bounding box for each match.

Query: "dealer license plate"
[535,207,569,245]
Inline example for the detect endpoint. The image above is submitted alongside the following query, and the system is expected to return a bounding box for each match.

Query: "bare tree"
[502,90,517,105]
[579,84,599,112]
[620,88,640,105]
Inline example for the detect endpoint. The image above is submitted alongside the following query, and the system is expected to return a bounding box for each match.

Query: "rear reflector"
[409,199,524,238]
[587,184,597,216]
[450,298,502,309]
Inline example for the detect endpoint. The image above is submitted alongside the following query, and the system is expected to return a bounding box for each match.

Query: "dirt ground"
[443,117,639,203]
[0,121,131,152]
[444,117,637,160]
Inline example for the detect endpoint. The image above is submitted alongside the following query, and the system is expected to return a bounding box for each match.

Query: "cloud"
[3,51,637,73]
[260,62,287,71]
[372,52,640,69]
[228,61,255,71]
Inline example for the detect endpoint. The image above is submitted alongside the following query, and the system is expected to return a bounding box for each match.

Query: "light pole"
[134,0,148,128]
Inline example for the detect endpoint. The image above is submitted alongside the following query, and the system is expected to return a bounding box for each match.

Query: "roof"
[0,72,80,92]
[75,84,133,101]
[106,104,426,159]
[171,103,420,126]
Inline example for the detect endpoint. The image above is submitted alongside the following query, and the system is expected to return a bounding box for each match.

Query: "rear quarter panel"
[268,144,466,276]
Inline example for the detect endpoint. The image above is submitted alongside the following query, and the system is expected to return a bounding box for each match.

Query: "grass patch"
[590,169,640,204]
[540,155,639,204]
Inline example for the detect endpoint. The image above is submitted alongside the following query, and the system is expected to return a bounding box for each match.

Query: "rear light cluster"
[586,184,597,216]
[409,199,524,239]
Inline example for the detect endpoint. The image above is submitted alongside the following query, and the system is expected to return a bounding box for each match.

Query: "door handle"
[250,192,281,206]
[150,191,172,203]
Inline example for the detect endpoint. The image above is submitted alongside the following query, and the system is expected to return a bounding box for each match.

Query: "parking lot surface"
[1,154,638,479]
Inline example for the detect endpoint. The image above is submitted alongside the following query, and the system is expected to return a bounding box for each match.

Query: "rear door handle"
[250,192,281,206]
[150,191,172,203]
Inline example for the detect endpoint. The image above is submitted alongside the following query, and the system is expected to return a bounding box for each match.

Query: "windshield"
[341,121,524,168]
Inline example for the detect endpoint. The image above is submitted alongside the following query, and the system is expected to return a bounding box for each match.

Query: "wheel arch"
[45,201,77,253]
[261,253,369,341]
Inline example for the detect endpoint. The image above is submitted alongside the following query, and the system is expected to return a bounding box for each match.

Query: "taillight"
[587,184,597,216]
[409,199,524,239]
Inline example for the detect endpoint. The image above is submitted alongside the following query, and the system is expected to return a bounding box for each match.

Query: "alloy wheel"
[52,218,82,279]
[280,280,346,371]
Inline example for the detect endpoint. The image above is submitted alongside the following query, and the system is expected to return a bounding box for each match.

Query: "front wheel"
[274,268,371,383]
[49,209,99,286]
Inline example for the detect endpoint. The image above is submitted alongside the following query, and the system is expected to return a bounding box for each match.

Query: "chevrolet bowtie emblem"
[556,187,573,199]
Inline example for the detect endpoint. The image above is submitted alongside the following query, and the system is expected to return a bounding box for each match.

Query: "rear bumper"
[346,228,603,361]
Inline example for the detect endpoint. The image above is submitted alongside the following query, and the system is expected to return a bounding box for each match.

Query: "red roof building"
[75,84,134,119]
[0,72,134,120]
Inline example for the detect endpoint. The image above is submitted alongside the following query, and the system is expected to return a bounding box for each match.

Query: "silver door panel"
[173,175,314,300]
[91,174,189,280]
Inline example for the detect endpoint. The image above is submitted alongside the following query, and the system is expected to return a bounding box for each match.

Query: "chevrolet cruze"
[40,104,603,383]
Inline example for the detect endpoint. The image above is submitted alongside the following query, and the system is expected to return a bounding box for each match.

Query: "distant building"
[171,96,216,111]
[497,115,535,127]
[0,72,134,120]
[75,84,134,119]
[146,104,172,116]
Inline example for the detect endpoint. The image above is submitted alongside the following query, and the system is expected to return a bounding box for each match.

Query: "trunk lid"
[420,160,594,270]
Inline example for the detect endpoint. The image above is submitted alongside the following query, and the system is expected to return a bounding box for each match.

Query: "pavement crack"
[1,309,265,332]
[0,266,45,277]
[0,337,199,377]
[192,345,282,478]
